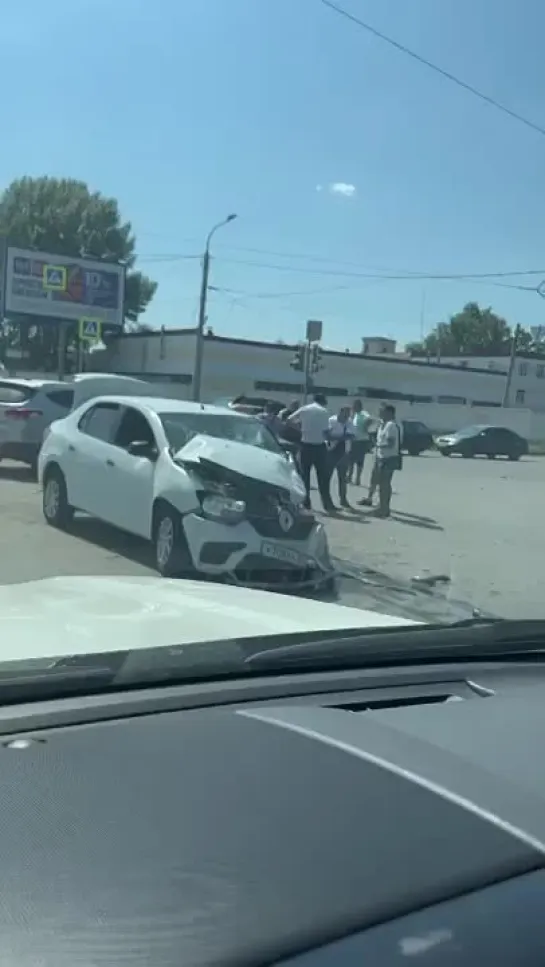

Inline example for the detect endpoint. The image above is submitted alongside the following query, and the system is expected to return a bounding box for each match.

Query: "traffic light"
[311,343,324,373]
[290,344,305,371]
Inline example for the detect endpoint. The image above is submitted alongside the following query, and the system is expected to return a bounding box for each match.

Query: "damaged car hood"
[175,434,305,495]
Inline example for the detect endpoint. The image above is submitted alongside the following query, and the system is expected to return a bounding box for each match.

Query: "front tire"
[43,465,74,529]
[153,502,193,577]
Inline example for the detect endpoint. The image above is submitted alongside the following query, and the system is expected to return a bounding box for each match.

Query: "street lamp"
[192,213,237,401]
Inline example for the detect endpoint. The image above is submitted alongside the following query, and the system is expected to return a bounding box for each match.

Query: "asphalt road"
[0,452,541,620]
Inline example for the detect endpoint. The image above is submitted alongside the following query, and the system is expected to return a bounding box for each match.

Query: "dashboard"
[1,657,545,965]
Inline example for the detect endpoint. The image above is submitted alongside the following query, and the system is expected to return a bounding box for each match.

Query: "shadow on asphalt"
[391,510,444,532]
[69,515,154,569]
[0,464,35,484]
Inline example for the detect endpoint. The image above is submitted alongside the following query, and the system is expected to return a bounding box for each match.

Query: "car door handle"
[106,459,115,467]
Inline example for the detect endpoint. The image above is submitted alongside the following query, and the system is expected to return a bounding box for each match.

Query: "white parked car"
[0,378,75,475]
[38,395,335,592]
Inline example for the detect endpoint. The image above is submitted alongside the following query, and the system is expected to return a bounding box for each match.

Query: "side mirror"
[127,440,157,460]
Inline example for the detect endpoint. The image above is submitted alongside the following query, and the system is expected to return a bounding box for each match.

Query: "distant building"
[435,353,545,409]
[89,327,528,410]
[361,336,397,355]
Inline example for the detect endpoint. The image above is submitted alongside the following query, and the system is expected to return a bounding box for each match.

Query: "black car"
[400,419,435,456]
[368,420,434,456]
[435,424,529,460]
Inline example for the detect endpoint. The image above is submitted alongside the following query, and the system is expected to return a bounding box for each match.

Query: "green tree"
[0,176,157,369]
[406,302,532,357]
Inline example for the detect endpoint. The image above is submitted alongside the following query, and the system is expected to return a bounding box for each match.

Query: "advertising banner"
[5,247,125,327]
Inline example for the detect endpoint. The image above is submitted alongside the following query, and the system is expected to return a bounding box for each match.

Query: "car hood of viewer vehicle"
[174,434,306,496]
[0,576,420,664]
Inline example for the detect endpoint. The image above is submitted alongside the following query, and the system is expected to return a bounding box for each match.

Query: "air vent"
[331,694,464,713]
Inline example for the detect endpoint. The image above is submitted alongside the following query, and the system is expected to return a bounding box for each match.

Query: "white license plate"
[261,541,305,567]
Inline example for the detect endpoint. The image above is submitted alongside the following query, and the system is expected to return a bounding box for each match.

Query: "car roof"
[85,395,250,417]
[0,377,69,390]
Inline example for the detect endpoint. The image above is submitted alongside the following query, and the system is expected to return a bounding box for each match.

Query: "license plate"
[261,541,305,567]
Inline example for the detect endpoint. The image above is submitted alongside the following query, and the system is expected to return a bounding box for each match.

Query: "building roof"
[113,329,507,377]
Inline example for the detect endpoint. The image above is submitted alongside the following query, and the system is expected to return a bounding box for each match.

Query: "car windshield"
[454,425,489,438]
[159,411,283,454]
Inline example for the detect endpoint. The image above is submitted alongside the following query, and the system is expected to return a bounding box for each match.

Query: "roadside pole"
[303,338,312,403]
[502,323,520,407]
[57,320,69,380]
[192,214,237,402]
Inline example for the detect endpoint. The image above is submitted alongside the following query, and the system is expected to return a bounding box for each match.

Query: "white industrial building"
[433,354,545,410]
[92,326,515,408]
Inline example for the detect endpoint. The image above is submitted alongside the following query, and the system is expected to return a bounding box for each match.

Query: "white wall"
[88,330,545,440]
[98,330,508,406]
[437,354,545,411]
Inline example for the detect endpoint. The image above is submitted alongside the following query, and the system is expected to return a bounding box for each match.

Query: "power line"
[136,247,545,291]
[318,0,545,139]
[216,255,545,283]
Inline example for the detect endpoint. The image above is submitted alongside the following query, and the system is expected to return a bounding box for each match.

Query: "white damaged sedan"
[38,396,335,592]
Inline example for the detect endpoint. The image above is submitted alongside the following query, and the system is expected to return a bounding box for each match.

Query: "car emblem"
[278,507,294,533]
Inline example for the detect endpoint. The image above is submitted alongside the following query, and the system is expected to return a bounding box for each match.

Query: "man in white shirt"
[358,403,402,518]
[288,394,334,511]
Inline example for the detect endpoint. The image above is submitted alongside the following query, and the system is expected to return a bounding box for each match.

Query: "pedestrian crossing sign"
[43,264,67,291]
[78,318,102,342]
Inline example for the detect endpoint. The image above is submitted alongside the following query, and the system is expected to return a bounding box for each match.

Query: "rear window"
[0,382,35,405]
[46,389,74,409]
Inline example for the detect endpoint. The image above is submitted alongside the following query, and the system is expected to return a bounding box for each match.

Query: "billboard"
[4,247,125,327]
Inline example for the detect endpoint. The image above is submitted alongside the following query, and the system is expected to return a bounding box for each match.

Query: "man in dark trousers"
[327,405,354,508]
[288,394,334,512]
[359,403,402,518]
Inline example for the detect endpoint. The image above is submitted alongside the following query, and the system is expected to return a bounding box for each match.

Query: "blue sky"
[3,0,545,350]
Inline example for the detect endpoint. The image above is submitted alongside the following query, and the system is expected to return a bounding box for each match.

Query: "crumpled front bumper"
[181,513,334,592]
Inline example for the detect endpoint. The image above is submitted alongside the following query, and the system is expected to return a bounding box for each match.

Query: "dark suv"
[401,420,434,456]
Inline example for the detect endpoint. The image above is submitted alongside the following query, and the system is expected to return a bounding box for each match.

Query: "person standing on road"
[359,403,402,518]
[347,399,373,486]
[288,394,334,512]
[327,406,354,508]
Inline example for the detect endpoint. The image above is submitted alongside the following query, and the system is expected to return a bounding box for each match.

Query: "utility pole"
[192,213,237,401]
[502,323,520,407]
[303,338,312,403]
[57,320,69,380]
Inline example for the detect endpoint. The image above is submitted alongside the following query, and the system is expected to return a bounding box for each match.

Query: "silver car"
[0,378,75,475]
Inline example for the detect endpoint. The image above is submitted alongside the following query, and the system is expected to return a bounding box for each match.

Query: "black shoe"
[340,500,350,509]
[358,497,373,507]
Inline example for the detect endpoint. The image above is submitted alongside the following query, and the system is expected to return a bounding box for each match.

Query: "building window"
[515,389,525,404]
[519,362,528,376]
[537,364,545,379]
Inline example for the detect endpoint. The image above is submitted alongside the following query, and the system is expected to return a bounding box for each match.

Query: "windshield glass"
[159,411,283,454]
[2,1,543,689]
[453,425,488,438]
